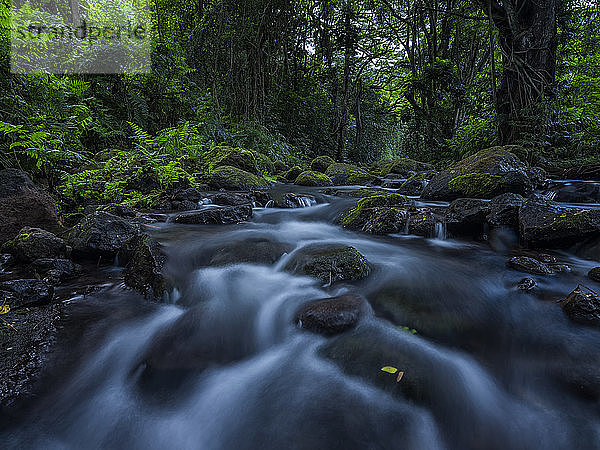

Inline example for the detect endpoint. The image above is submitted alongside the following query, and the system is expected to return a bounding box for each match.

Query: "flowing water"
[3,185,600,449]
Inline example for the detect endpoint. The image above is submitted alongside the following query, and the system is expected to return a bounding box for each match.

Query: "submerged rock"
[295,293,371,336]
[294,170,333,187]
[421,146,532,201]
[170,205,252,225]
[2,227,67,263]
[68,211,138,261]
[517,278,537,291]
[518,197,600,248]
[209,238,292,266]
[560,287,600,327]
[506,256,554,275]
[589,267,600,283]
[0,169,61,244]
[284,244,371,284]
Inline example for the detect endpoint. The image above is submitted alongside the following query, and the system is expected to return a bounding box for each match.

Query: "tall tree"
[476,0,558,144]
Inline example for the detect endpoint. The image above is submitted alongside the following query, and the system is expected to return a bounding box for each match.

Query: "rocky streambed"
[1,147,600,449]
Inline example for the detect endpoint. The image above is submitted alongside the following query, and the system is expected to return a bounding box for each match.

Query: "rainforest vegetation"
[1,0,599,213]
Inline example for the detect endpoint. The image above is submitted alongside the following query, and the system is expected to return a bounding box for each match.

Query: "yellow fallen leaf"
[381,366,398,374]
[0,304,10,315]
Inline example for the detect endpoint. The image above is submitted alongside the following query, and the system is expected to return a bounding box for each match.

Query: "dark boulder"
[1,227,67,263]
[445,198,489,236]
[421,146,532,201]
[0,169,61,244]
[122,234,170,300]
[506,256,554,275]
[284,244,371,284]
[519,197,600,248]
[209,238,293,266]
[486,193,524,229]
[0,279,54,309]
[294,293,371,336]
[588,267,600,283]
[407,208,438,238]
[560,287,600,327]
[361,208,408,235]
[170,205,252,225]
[68,211,138,261]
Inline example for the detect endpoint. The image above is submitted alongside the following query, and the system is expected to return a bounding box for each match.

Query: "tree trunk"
[478,0,558,144]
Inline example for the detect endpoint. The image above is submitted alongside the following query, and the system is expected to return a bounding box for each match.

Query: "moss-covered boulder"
[207,166,270,190]
[325,163,375,185]
[376,158,434,177]
[202,146,260,174]
[273,160,288,174]
[68,211,139,261]
[281,165,304,182]
[407,208,438,237]
[342,193,412,230]
[2,227,67,263]
[294,171,333,187]
[519,197,600,248]
[310,155,336,173]
[421,146,532,201]
[284,244,371,284]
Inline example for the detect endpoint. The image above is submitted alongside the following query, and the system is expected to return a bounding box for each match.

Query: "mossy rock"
[519,197,600,248]
[284,244,371,284]
[325,163,375,185]
[207,166,270,190]
[447,173,506,197]
[350,188,383,198]
[421,146,532,201]
[202,146,260,174]
[342,193,412,229]
[378,158,434,177]
[397,171,436,196]
[281,166,304,182]
[273,160,288,174]
[295,171,334,187]
[310,156,336,173]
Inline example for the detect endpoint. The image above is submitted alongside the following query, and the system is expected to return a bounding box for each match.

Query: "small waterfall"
[297,196,317,208]
[434,221,447,240]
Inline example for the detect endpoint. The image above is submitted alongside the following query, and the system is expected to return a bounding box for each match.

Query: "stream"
[3,184,600,449]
